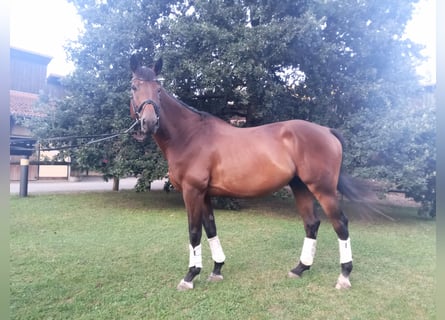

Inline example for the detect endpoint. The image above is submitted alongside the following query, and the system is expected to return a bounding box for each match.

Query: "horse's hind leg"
[202,195,226,282]
[288,177,321,278]
[315,190,353,289]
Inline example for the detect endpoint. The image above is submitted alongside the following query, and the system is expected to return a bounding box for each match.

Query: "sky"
[10,0,82,76]
[10,0,436,83]
[404,0,436,84]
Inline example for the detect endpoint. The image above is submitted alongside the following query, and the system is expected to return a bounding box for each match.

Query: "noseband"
[133,99,160,134]
[131,79,161,134]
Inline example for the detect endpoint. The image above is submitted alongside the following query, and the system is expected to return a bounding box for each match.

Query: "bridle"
[131,78,161,134]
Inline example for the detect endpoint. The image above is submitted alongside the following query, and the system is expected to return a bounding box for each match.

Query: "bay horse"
[129,55,364,291]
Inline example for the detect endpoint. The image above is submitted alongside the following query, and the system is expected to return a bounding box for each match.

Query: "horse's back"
[205,119,342,197]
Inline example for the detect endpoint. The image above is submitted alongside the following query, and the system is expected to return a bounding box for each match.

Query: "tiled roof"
[10,90,45,117]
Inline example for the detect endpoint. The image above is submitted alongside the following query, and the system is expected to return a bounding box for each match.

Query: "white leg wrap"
[208,236,226,263]
[188,244,202,268]
[338,238,352,264]
[300,237,317,266]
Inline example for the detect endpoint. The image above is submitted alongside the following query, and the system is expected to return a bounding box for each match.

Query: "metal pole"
[19,156,29,197]
[37,143,41,180]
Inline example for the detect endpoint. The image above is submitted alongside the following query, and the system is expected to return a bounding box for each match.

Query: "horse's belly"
[208,166,294,197]
[207,129,297,197]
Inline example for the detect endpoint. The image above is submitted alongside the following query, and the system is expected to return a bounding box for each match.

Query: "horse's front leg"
[177,187,205,291]
[202,195,226,282]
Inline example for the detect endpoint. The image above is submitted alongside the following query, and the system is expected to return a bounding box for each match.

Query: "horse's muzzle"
[140,117,159,135]
[132,131,146,142]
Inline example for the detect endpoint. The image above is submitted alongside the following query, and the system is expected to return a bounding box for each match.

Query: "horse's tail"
[330,129,395,221]
[337,172,372,202]
[329,129,371,202]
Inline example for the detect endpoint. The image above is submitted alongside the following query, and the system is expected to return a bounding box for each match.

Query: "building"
[10,47,69,180]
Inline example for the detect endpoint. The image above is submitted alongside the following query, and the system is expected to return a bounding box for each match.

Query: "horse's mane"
[163,90,216,121]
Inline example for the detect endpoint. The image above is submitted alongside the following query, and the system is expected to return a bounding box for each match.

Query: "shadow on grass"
[93,189,431,226]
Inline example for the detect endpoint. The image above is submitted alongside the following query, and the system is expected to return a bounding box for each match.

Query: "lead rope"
[38,119,141,151]
[83,119,140,146]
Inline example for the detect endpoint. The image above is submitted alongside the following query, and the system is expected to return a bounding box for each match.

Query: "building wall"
[9,163,69,181]
[10,164,39,181]
[10,47,51,94]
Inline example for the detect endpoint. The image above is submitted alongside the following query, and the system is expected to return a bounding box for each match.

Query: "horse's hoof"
[335,274,351,289]
[208,273,223,282]
[287,271,301,279]
[177,279,194,291]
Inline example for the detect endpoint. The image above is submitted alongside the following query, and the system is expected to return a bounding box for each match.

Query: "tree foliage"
[343,87,436,217]
[29,0,434,216]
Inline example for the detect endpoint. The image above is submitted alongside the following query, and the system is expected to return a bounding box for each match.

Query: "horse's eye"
[131,85,137,91]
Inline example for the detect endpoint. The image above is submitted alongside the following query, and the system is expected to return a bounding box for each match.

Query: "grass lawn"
[10,191,435,319]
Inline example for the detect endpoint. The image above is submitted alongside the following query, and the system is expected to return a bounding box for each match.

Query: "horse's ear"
[154,57,163,76]
[130,54,141,73]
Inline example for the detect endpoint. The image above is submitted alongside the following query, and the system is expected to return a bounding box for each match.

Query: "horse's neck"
[153,89,202,155]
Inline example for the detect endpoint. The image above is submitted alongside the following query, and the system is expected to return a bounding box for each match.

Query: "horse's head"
[130,54,163,136]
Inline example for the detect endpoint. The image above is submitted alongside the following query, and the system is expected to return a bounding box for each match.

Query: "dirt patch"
[361,187,419,208]
[376,192,419,207]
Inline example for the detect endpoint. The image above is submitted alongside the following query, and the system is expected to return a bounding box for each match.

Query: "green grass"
[10,191,435,319]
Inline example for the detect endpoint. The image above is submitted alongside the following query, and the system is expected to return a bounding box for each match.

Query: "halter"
[132,99,160,134]
[131,78,161,134]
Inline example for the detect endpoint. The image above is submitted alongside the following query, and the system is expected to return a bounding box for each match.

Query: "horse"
[129,54,366,291]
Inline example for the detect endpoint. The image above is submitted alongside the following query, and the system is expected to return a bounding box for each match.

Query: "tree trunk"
[112,176,120,191]
[245,103,262,127]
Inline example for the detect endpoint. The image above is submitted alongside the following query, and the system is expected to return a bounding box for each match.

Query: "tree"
[158,0,424,125]
[343,85,436,217]
[159,0,315,125]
